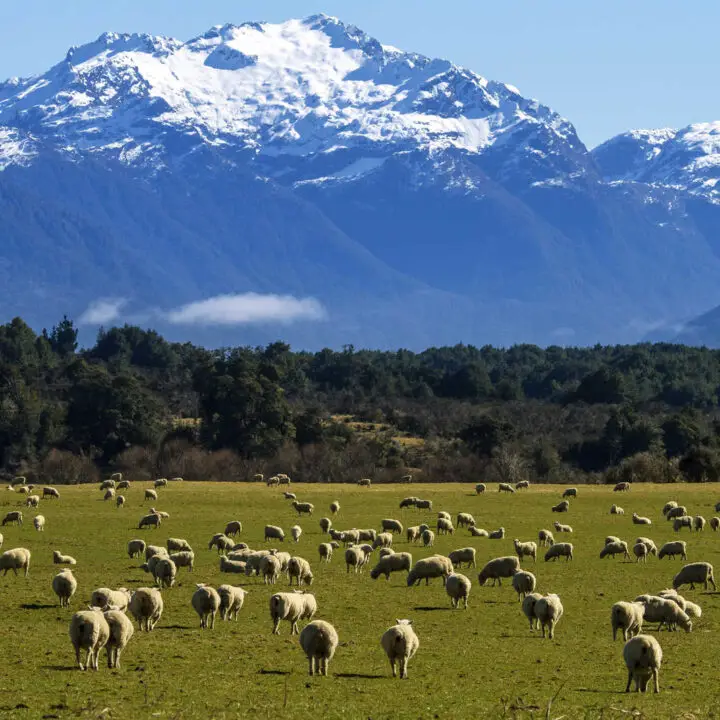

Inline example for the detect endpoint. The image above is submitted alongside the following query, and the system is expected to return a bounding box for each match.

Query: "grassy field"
[1,481,720,719]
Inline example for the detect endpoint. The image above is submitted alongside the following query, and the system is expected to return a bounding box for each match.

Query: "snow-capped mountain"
[2,15,720,348]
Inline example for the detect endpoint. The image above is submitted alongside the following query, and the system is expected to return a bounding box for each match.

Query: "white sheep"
[357,478,372,487]
[448,547,476,569]
[658,541,687,560]
[553,522,573,533]
[613,482,631,492]
[488,527,505,540]
[370,552,412,580]
[498,482,515,494]
[512,570,537,600]
[209,534,235,553]
[372,532,393,550]
[33,514,45,532]
[69,607,110,671]
[90,587,131,612]
[446,573,471,609]
[221,519,242,537]
[169,551,195,572]
[382,519,404,535]
[551,500,569,513]
[538,529,555,547]
[657,588,687,611]
[600,541,629,560]
[115,495,125,508]
[406,526,421,543]
[694,515,707,531]
[684,600,702,618]
[673,562,716,591]
[662,501,678,516]
[167,538,192,553]
[283,491,297,500]
[144,489,157,501]
[192,583,221,629]
[710,517,720,532]
[330,501,340,515]
[0,547,31,576]
[150,508,169,519]
[292,501,314,516]
[300,620,338,676]
[219,556,247,574]
[2,511,22,526]
[399,497,418,509]
[319,517,332,534]
[633,542,649,563]
[468,526,489,538]
[666,505,688,520]
[515,480,530,490]
[534,593,564,639]
[522,592,543,629]
[544,543,573,562]
[477,556,521,586]
[421,529,435,546]
[610,504,625,515]
[475,483,486,494]
[407,556,452,586]
[117,480,130,489]
[145,545,168,560]
[260,553,283,584]
[345,546,368,574]
[437,511,451,522]
[673,516,693,532]
[436,518,455,537]
[138,513,161,530]
[270,590,317,634]
[634,595,692,632]
[318,543,334,563]
[456,512,476,528]
[291,525,302,543]
[103,609,134,668]
[264,525,285,542]
[218,584,247,621]
[632,513,652,526]
[611,601,644,640]
[635,537,658,556]
[288,556,313,586]
[152,557,177,589]
[562,488,577,498]
[129,587,164,631]
[53,550,76,566]
[127,539,146,559]
[623,635,662,693]
[103,489,115,501]
[380,619,419,679]
[42,486,60,500]
[513,539,537,562]
[52,569,77,607]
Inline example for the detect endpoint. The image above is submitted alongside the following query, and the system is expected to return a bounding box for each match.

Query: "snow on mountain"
[0,14,579,175]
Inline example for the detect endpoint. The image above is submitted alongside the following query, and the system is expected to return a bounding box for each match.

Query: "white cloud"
[78,298,127,325]
[166,293,327,326]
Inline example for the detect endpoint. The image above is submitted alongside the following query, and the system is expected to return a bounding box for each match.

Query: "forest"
[1,315,719,485]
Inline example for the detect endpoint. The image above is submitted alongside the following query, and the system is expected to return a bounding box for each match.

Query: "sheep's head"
[396,619,412,625]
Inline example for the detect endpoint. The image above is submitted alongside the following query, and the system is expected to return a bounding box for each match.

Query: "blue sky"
[2,0,718,148]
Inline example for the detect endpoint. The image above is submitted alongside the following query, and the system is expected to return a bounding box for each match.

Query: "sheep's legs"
[389,659,397,678]
[625,671,633,693]
[400,658,408,679]
[653,669,659,693]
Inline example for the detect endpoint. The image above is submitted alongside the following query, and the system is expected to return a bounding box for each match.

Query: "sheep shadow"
[40,665,76,672]
[21,603,55,610]
[336,673,384,680]
[413,606,452,612]
[575,688,625,695]
[258,669,290,676]
[156,625,192,631]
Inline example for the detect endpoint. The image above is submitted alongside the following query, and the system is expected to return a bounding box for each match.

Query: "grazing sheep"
[90,588,131,612]
[218,585,247,621]
[16,486,30,494]
[167,538,192,553]
[407,556,453,586]
[100,479,115,490]
[264,525,285,542]
[694,515,707,531]
[150,508,169,519]
[357,529,377,542]
[69,608,110,671]
[169,551,195,573]
[152,557,176,589]
[104,609,134,668]
[110,473,122,482]
[42,486,60,500]
[421,529,435,547]
[319,518,332,534]
[545,543,573,562]
[657,589,687,611]
[145,545,168,561]
[600,541,630,560]
[666,505,687,520]
[370,552,412,580]
[673,562,716,591]
[319,543,334,563]
[633,542,649,563]
[0,532,3,548]
[512,570,537,600]
[610,504,625,515]
[415,499,433,510]
[192,584,221,629]
[270,591,317,634]
[283,492,297,500]
[224,520,242,537]
[357,478,372,487]
[242,550,272,577]
[372,532,393,550]
[662,501,678,516]
[456,512,476,528]
[291,525,302,543]
[52,550,76,566]
[632,513,652,526]
[128,587,164,631]
[52,569,77,607]
[26,495,40,507]
[562,488,577,498]
[117,480,130,490]
[209,534,234,554]
[673,516,693,532]
[345,546,368,574]
[266,475,279,486]
[292,501,314,517]
[115,495,125,508]
[406,526,421,543]
[634,595,692,632]
[102,489,115,502]
[658,541,687,560]
[446,573,472,609]
[605,536,622,546]
[399,497,418,509]
[144,489,157,501]
[513,539,537,562]
[614,482,631,492]
[436,518,455,535]
[522,592,543,629]
[516,480,530,490]
[468,526,489,538]
[138,513,161,530]
[711,517,720,532]
[623,635,662,693]
[534,594,564,639]
[611,601,645,641]
[330,501,340,515]
[219,556,247,574]
[381,519,403,535]
[448,547,477,569]
[488,527,505,540]
[437,511,451,522]
[260,554,283,584]
[475,483,486,494]
[378,547,394,559]
[477,556,521,586]
[498,483,515,494]
[288,556,313,586]
[277,473,291,485]
[684,601,702,618]
[300,620,339,676]
[33,514,45,532]
[551,500,569,513]
[635,537,658,556]
[538,529,555,547]
[381,619,419,679]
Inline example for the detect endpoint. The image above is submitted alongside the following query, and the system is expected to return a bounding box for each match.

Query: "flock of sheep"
[0,473,718,693]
